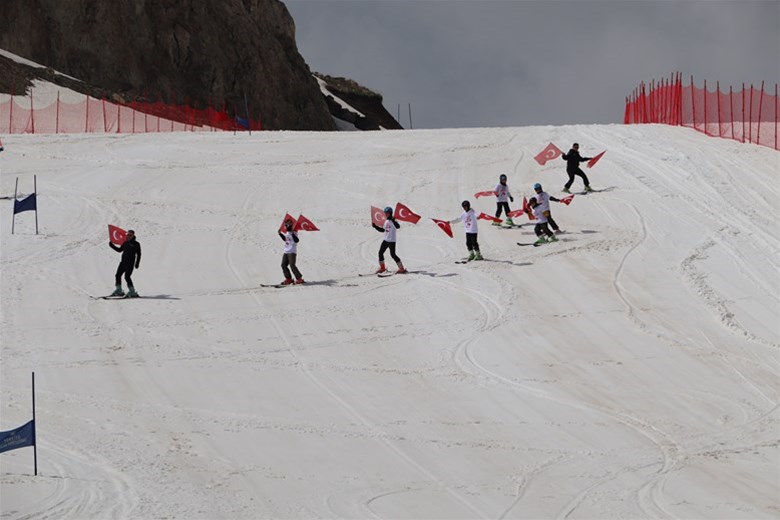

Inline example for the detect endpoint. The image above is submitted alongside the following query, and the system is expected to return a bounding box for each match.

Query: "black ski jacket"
[110,239,141,267]
[562,149,592,172]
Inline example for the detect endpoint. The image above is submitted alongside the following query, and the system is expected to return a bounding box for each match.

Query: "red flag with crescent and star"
[431,218,453,238]
[521,196,536,220]
[370,206,387,227]
[534,143,563,165]
[474,190,497,198]
[587,150,605,168]
[559,194,575,205]
[108,224,127,245]
[278,213,297,233]
[394,202,421,224]
[294,214,319,231]
[478,212,502,223]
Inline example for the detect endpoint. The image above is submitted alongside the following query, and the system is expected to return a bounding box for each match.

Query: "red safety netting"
[624,73,778,151]
[0,91,261,134]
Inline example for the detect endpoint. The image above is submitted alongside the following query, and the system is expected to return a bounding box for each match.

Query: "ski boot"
[505,217,514,226]
[126,287,139,298]
[547,234,558,243]
[281,277,294,285]
[110,285,125,297]
[295,278,306,284]
[491,221,501,226]
[474,251,484,261]
[467,251,476,261]
[534,236,548,246]
[584,185,593,192]
[396,262,408,274]
[375,262,387,274]
[561,188,571,194]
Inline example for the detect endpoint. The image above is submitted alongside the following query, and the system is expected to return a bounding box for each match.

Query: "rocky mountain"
[0,0,400,131]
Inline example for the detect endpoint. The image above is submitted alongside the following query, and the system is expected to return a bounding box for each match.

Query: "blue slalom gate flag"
[235,116,250,129]
[14,193,37,214]
[0,420,35,454]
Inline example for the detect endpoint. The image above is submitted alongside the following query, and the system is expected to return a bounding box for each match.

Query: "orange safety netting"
[625,73,778,151]
[0,92,261,134]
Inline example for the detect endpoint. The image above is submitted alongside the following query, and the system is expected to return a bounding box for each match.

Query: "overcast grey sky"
[285,0,780,129]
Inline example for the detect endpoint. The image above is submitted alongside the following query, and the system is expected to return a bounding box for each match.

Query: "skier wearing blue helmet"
[532,182,563,234]
[372,206,407,274]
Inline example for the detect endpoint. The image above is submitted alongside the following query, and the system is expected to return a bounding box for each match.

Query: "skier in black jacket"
[109,229,141,297]
[561,143,592,193]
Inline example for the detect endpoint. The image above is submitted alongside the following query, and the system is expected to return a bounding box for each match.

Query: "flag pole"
[12,177,18,234]
[32,372,37,476]
[34,175,38,235]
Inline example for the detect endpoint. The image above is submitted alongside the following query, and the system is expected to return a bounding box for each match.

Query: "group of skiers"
[109,143,595,291]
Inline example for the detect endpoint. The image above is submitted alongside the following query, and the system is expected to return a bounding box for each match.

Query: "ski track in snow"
[2,125,778,519]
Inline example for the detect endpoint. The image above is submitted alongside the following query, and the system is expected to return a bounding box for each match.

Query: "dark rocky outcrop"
[0,0,335,130]
[316,74,403,130]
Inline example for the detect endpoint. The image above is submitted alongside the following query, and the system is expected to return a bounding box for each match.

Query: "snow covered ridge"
[1,124,778,518]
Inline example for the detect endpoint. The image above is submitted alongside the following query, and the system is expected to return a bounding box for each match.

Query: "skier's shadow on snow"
[142,294,181,300]
[482,259,532,267]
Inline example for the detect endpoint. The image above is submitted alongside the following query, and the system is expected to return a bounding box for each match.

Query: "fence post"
[756,80,764,146]
[715,81,723,137]
[749,84,754,143]
[691,76,696,130]
[703,79,708,135]
[729,86,734,140]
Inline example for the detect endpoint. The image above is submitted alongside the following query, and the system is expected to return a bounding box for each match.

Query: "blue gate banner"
[13,193,37,214]
[0,420,35,454]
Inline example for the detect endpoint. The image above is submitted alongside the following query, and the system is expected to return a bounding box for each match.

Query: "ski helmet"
[461,200,471,210]
[529,197,537,204]
[499,174,507,182]
[384,206,393,215]
[533,183,542,190]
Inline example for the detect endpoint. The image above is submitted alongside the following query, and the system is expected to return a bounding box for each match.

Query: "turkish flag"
[478,212,502,223]
[521,197,535,220]
[559,194,575,205]
[534,142,563,165]
[370,206,387,227]
[108,224,127,244]
[394,202,421,224]
[587,150,605,168]
[431,218,453,238]
[474,190,497,198]
[507,209,525,218]
[278,213,296,233]
[295,214,319,231]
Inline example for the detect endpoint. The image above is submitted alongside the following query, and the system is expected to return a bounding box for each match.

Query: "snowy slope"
[0,124,778,519]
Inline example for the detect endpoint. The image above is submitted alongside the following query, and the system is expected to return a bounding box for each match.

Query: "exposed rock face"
[0,0,336,130]
[317,74,403,130]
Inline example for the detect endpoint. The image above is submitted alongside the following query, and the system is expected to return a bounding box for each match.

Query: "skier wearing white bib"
[493,173,515,226]
[527,197,558,245]
[372,206,407,274]
[450,200,483,260]
[532,182,562,233]
[278,219,304,285]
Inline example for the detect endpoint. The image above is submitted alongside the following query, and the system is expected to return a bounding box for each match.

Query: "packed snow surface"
[1,124,778,519]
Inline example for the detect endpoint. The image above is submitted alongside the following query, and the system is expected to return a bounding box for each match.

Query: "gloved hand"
[135,263,140,269]
[510,196,514,202]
